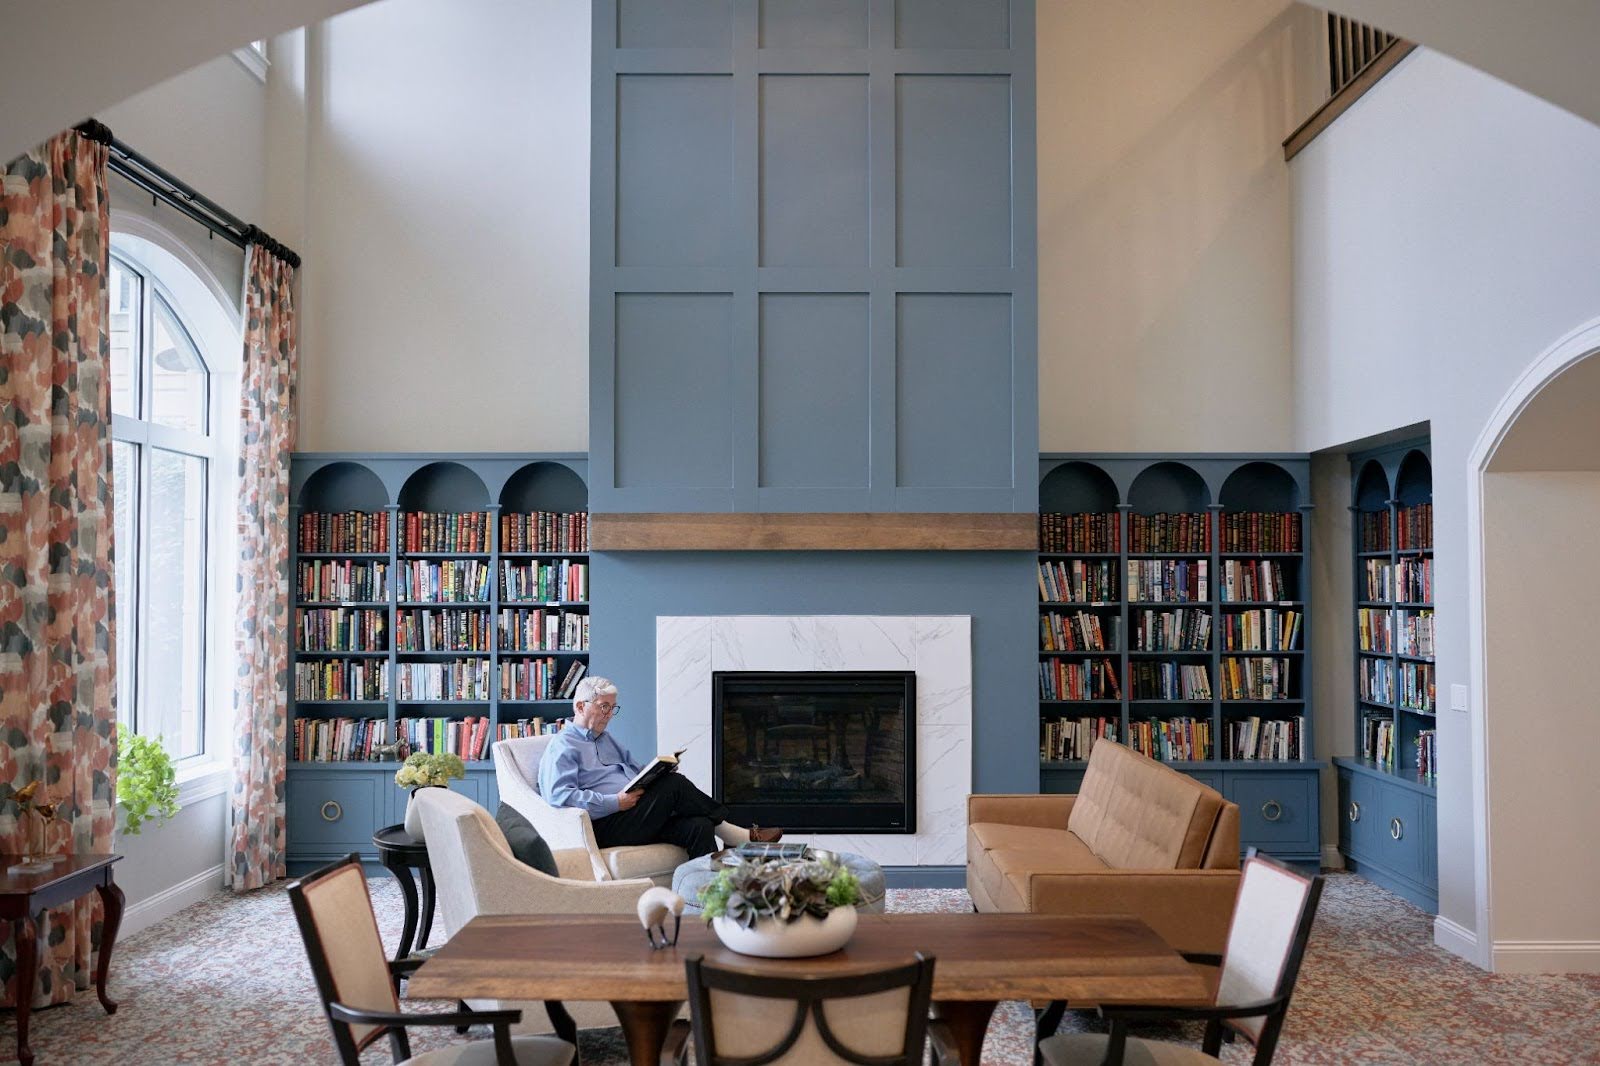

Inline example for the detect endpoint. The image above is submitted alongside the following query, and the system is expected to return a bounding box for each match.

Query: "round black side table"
[373,824,434,960]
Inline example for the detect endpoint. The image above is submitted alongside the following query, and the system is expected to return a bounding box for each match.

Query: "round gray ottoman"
[672,850,887,915]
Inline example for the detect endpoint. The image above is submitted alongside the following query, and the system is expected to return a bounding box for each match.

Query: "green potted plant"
[117,729,181,835]
[698,857,861,958]
[396,751,466,840]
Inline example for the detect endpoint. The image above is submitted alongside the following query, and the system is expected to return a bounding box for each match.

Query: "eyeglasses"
[588,703,622,717]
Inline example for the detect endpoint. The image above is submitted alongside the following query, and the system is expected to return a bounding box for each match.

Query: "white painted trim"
[1434,914,1479,962]
[1465,313,1600,975]
[231,44,270,84]
[1320,845,1345,870]
[122,863,225,938]
[1491,940,1600,974]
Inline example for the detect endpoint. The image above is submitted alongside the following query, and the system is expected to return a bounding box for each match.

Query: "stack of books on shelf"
[1126,559,1207,603]
[1397,557,1433,601]
[294,716,389,762]
[403,512,490,553]
[1401,610,1434,657]
[498,717,568,740]
[1399,662,1435,712]
[1040,610,1119,652]
[1219,560,1289,602]
[1363,560,1394,601]
[1357,608,1393,652]
[1040,716,1117,760]
[1416,729,1437,777]
[1360,658,1394,705]
[1362,716,1394,764]
[1039,659,1120,701]
[399,715,492,759]
[1359,511,1391,551]
[1222,608,1300,651]
[501,511,589,552]
[501,658,587,701]
[296,608,387,651]
[1397,503,1432,549]
[1132,608,1211,651]
[299,511,389,553]
[296,659,388,701]
[1037,560,1116,602]
[396,609,492,652]
[298,559,388,602]
[1129,512,1210,552]
[1130,662,1211,700]
[396,660,491,700]
[1220,512,1302,552]
[1038,512,1119,553]
[498,608,590,651]
[1225,716,1305,761]
[399,559,492,602]
[501,559,588,602]
[1130,717,1212,761]
[1220,657,1293,700]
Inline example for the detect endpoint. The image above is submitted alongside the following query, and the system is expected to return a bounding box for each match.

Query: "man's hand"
[616,790,640,811]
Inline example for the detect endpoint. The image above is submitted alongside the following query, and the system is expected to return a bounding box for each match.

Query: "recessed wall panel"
[618,0,732,48]
[760,76,869,267]
[759,0,869,48]
[617,76,733,267]
[894,0,1010,48]
[896,294,1012,487]
[615,294,733,488]
[759,294,870,488]
[896,75,1012,267]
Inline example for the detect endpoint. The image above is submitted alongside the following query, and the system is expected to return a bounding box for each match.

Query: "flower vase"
[710,905,857,958]
[403,785,444,841]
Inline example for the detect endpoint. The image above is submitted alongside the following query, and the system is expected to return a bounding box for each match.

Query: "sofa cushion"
[969,822,1086,854]
[495,803,559,877]
[989,836,1109,909]
[602,843,687,882]
[1068,742,1225,869]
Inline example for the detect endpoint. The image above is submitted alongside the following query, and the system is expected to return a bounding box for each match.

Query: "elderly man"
[538,676,781,858]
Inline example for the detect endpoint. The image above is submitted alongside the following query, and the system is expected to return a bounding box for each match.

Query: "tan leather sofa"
[967,741,1242,956]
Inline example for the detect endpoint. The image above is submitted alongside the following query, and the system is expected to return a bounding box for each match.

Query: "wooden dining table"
[406,912,1209,1065]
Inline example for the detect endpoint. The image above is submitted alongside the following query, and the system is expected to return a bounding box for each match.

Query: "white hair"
[574,675,618,707]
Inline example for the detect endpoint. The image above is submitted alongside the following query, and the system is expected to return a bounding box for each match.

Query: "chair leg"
[456,999,472,1035]
[1034,1001,1066,1066]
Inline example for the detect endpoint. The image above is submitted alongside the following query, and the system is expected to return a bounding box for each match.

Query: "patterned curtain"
[229,238,298,891]
[0,124,117,1008]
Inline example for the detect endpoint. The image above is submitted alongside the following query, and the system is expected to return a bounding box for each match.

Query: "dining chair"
[1036,849,1325,1066]
[287,854,577,1066]
[664,953,951,1066]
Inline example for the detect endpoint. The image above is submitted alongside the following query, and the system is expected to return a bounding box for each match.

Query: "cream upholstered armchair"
[492,734,687,886]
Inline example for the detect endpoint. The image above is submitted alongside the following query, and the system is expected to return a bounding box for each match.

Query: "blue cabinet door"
[289,770,389,859]
[1420,794,1437,883]
[1344,768,1381,860]
[1226,771,1318,859]
[1375,781,1424,882]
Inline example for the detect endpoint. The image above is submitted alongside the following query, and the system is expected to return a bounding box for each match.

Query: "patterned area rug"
[2,871,1596,1064]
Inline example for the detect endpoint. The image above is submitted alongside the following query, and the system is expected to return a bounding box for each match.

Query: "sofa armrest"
[1026,869,1242,956]
[967,793,1076,829]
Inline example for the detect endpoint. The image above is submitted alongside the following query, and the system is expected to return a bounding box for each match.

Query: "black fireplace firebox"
[711,671,915,834]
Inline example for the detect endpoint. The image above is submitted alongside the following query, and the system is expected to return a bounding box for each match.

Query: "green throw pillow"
[495,803,559,877]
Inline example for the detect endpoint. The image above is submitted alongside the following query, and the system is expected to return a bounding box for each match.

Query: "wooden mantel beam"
[588,512,1037,551]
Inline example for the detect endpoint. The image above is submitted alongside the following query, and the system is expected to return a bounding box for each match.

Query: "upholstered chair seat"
[397,1036,575,1066]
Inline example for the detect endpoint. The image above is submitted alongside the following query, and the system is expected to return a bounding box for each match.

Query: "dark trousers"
[591,773,729,858]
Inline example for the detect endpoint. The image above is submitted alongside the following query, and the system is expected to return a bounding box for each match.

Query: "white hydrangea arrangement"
[394,751,466,789]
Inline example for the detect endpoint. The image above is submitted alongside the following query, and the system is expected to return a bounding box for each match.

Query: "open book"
[623,745,689,793]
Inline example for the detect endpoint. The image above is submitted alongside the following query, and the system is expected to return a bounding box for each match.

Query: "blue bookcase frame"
[1037,453,1323,863]
[1337,438,1438,910]
[286,452,589,868]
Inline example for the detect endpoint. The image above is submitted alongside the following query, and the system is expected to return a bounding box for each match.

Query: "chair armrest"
[461,823,653,914]
[551,847,598,881]
[661,1018,691,1066]
[390,957,427,978]
[328,1001,522,1029]
[967,793,1075,829]
[1025,869,1242,956]
[1099,996,1285,1024]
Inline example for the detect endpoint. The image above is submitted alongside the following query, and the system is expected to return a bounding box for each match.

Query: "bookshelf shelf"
[1039,454,1321,862]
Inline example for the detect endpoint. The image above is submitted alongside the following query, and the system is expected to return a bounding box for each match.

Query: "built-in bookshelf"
[1039,454,1322,863]
[287,454,589,867]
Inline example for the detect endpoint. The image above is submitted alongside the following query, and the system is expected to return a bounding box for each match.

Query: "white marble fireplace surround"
[655,615,972,868]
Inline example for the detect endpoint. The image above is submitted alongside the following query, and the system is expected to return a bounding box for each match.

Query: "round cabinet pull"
[1348,801,1361,822]
[321,800,343,823]
[1261,800,1284,823]
[1390,818,1404,841]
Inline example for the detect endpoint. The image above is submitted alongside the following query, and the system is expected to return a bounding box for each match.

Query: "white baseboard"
[1320,845,1345,870]
[1492,939,1600,974]
[122,864,226,938]
[1433,915,1481,966]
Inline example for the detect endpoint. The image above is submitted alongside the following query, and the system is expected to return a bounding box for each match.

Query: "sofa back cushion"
[1068,741,1228,869]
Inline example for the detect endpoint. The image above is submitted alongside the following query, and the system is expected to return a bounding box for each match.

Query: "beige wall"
[1037,0,1323,451]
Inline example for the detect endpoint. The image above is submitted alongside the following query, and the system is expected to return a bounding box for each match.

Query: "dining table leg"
[933,999,998,1066]
[611,999,684,1065]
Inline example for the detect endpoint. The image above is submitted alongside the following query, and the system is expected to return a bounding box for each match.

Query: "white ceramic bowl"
[710,905,858,958]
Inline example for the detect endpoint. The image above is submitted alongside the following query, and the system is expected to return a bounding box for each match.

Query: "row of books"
[1040,716,1117,761]
[298,560,388,603]
[1038,560,1117,603]
[1129,512,1209,553]
[1039,512,1118,554]
[293,716,389,762]
[295,660,387,701]
[1402,611,1434,658]
[1040,610,1119,652]
[1358,510,1390,553]
[1358,607,1393,652]
[395,660,492,701]
[1218,512,1302,554]
[1131,608,1211,651]
[502,560,587,603]
[1221,609,1301,651]
[499,717,569,739]
[1364,660,1435,712]
[1400,662,1435,712]
[396,609,494,652]
[399,559,492,603]
[1130,662,1212,701]
[501,511,589,553]
[1362,716,1394,763]
[1397,503,1432,550]
[296,608,387,652]
[1224,716,1305,761]
[1039,658,1121,701]
[1218,560,1290,603]
[499,609,590,652]
[1360,658,1394,705]
[399,716,493,759]
[1363,560,1394,602]
[1396,558,1433,603]
[1416,729,1437,777]
[300,511,389,553]
[1126,559,1207,603]
[291,714,581,762]
[501,658,587,701]
[404,512,491,554]
[1129,717,1212,762]
[1220,657,1293,701]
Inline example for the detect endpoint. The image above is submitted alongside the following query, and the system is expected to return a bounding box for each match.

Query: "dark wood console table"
[372,824,434,961]
[0,854,123,1066]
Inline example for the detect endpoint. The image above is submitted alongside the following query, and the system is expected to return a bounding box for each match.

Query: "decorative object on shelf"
[369,740,409,763]
[116,731,182,836]
[698,857,861,958]
[635,886,686,950]
[396,752,466,839]
[6,781,63,875]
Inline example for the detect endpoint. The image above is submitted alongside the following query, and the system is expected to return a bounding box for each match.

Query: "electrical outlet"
[1450,683,1469,712]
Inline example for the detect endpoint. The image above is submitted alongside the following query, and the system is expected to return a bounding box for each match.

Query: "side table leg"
[384,857,421,960]
[932,1000,997,1066]
[13,914,38,1066]
[611,1000,683,1066]
[417,862,436,952]
[95,881,125,1014]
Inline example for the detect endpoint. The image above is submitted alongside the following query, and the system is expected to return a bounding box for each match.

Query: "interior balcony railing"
[1284,14,1415,161]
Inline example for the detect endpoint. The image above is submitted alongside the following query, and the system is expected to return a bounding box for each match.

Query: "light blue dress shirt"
[537,724,640,819]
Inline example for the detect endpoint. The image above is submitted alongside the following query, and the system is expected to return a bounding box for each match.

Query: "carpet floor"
[2,871,1596,1064]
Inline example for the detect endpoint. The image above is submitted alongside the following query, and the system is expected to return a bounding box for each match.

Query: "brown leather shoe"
[748,825,784,843]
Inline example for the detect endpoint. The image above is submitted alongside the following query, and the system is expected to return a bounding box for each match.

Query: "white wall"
[291,0,590,452]
[1292,47,1600,961]
[1037,0,1323,451]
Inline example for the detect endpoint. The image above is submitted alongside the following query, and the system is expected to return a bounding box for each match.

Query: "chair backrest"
[415,786,527,937]
[494,734,556,796]
[1214,850,1325,1055]
[287,856,401,1062]
[686,954,936,1066]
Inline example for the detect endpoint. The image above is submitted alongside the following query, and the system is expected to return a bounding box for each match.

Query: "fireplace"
[711,671,916,834]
